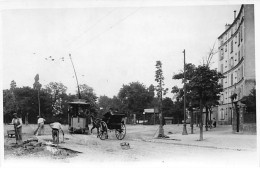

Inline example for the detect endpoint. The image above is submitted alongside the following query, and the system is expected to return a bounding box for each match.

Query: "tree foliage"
[189,65,224,140]
[241,88,256,113]
[118,82,153,119]
[45,82,67,115]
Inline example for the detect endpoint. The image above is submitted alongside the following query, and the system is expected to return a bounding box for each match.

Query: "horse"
[89,114,101,135]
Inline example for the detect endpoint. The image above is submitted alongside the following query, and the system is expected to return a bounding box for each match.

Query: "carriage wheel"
[115,123,126,140]
[98,121,108,140]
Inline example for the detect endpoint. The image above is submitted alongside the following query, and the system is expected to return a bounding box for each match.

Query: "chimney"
[225,23,231,30]
[234,10,236,20]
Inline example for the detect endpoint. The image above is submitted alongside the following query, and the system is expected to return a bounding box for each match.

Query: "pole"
[190,105,194,134]
[38,88,41,117]
[69,54,81,99]
[182,49,188,135]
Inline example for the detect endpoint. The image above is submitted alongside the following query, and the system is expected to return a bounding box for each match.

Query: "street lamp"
[230,93,238,132]
[182,49,188,135]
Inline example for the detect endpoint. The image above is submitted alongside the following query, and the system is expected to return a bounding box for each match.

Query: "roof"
[68,101,90,105]
[218,5,244,39]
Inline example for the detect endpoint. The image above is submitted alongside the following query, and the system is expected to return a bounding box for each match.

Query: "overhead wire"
[66,8,118,49]
[71,7,142,52]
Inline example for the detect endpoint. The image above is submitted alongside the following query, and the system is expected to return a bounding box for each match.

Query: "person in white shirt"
[49,122,64,144]
[35,116,45,136]
[10,113,23,145]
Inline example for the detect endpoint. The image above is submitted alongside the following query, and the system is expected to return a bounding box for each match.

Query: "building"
[217,5,255,127]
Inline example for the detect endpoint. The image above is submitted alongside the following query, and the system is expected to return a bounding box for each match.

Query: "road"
[3,124,258,167]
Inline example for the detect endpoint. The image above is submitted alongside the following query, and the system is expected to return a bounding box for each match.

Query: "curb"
[131,138,252,151]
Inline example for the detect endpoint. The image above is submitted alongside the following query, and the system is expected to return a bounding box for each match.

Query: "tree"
[10,80,17,92]
[189,65,223,140]
[79,84,98,103]
[155,61,168,138]
[45,82,68,115]
[98,95,112,114]
[33,74,42,117]
[79,84,98,114]
[4,86,53,124]
[172,63,197,132]
[118,82,154,123]
[241,88,256,113]
[162,97,174,117]
[3,80,18,123]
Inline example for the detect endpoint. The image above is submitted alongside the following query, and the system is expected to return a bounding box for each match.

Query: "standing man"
[49,122,64,144]
[103,108,114,124]
[35,116,46,136]
[10,113,23,145]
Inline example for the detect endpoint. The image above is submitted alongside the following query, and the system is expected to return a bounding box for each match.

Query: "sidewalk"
[148,125,256,151]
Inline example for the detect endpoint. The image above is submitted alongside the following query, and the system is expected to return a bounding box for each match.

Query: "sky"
[0,2,248,99]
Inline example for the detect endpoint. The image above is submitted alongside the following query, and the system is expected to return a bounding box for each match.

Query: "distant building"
[217,5,255,126]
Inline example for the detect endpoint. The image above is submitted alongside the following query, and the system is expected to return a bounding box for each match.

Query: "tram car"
[68,99,90,134]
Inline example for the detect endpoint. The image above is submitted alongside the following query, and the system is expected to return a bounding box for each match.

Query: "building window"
[238,31,241,46]
[241,65,243,78]
[241,44,244,58]
[225,44,227,52]
[238,68,240,81]
[230,40,233,53]
[220,48,224,60]
[231,73,233,86]
[241,26,243,42]
[234,71,237,83]
[241,85,243,97]
[230,57,234,68]
[238,51,240,61]
[221,110,225,120]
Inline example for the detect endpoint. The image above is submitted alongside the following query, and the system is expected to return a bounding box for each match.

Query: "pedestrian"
[213,118,217,128]
[49,121,64,144]
[208,119,213,129]
[10,113,23,145]
[35,116,46,136]
[103,108,114,124]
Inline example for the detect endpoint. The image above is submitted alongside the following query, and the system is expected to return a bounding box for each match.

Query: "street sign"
[144,109,154,113]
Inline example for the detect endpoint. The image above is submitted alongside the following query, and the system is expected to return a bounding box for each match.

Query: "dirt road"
[3,124,258,166]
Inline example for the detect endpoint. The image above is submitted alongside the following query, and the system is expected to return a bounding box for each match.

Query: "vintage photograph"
[1,0,258,168]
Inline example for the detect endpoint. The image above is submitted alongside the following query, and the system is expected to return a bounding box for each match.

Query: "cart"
[7,130,15,138]
[98,114,126,140]
[68,99,91,134]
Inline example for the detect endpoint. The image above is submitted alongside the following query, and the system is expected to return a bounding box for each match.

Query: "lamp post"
[230,93,238,132]
[182,49,188,135]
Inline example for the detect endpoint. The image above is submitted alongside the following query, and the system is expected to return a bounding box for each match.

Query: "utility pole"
[182,49,188,135]
[38,88,41,117]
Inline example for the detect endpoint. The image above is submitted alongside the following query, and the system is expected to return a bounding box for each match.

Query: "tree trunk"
[190,108,194,134]
[199,98,203,141]
[195,111,198,127]
[154,112,166,138]
[205,106,208,131]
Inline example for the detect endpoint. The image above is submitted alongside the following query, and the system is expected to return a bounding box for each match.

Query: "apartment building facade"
[217,4,255,125]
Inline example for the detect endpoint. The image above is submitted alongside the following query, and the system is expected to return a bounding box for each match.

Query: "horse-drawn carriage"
[97,114,126,140]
